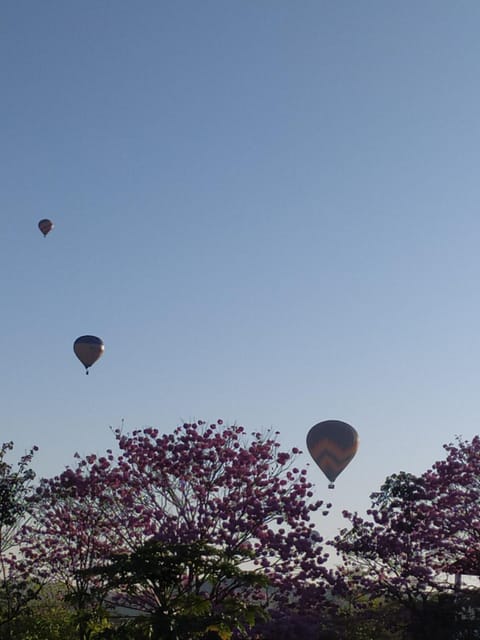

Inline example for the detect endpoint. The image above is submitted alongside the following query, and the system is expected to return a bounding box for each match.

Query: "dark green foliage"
[84,539,269,640]
[0,442,40,638]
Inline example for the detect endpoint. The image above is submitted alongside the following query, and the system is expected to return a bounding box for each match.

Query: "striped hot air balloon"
[73,335,104,375]
[306,420,358,488]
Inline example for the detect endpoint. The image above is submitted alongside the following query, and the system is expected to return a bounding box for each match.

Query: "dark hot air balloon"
[38,219,54,237]
[306,420,358,488]
[73,336,104,374]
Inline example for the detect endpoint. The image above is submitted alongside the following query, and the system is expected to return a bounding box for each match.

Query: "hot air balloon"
[38,219,54,237]
[306,420,358,488]
[73,336,104,374]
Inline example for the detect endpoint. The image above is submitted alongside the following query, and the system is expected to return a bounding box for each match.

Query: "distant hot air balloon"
[306,420,358,488]
[38,219,54,237]
[73,336,104,374]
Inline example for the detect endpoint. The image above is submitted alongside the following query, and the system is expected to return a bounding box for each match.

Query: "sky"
[2,0,480,546]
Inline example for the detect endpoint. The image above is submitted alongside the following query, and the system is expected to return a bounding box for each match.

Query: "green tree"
[85,539,269,640]
[0,441,41,639]
[7,583,76,640]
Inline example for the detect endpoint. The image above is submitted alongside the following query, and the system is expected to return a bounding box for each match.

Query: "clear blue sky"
[2,0,480,544]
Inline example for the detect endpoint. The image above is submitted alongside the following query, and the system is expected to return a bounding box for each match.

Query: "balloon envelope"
[73,336,104,373]
[38,219,54,236]
[306,420,358,483]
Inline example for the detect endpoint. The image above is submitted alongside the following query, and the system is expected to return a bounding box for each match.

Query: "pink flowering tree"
[22,451,127,639]
[25,421,334,637]
[420,435,480,578]
[334,435,480,639]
